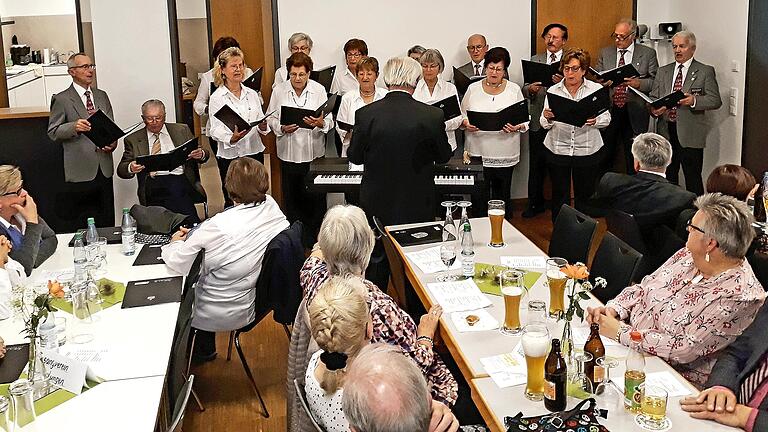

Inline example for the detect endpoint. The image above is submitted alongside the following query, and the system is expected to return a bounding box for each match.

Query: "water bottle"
[38,316,58,353]
[121,208,136,256]
[72,232,87,282]
[461,222,475,278]
[85,217,98,245]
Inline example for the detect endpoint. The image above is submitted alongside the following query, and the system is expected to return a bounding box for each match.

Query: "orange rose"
[562,264,589,280]
[47,280,65,299]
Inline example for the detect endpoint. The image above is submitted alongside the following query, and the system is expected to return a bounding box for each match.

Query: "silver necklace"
[290,88,309,107]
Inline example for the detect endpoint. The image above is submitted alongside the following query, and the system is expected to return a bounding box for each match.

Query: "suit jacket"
[348,91,452,226]
[650,59,722,148]
[522,53,550,132]
[595,43,659,133]
[47,84,114,182]
[117,123,206,206]
[706,301,768,432]
[0,217,57,276]
[457,61,479,79]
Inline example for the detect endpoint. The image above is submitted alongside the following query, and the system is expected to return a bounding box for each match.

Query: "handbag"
[504,398,610,432]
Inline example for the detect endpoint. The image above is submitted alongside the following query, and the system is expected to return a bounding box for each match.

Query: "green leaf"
[579,292,591,300]
[576,307,584,320]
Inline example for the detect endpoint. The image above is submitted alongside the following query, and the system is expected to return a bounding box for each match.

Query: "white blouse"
[267,80,333,163]
[413,77,463,151]
[161,196,289,332]
[273,66,288,89]
[461,80,529,168]
[194,67,257,135]
[540,79,611,157]
[330,66,358,96]
[209,84,270,159]
[335,87,387,156]
[305,351,349,432]
[0,257,25,320]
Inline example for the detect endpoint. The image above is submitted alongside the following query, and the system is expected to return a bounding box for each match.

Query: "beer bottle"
[544,338,567,411]
[584,323,606,393]
[624,331,646,413]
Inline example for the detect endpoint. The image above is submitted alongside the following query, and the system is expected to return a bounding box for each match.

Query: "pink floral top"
[607,248,766,387]
[300,256,459,406]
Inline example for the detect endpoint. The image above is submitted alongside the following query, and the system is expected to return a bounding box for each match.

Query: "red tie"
[668,64,685,122]
[84,90,96,115]
[612,50,628,108]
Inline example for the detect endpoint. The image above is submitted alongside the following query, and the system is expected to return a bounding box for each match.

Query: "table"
[389,218,738,432]
[0,234,182,431]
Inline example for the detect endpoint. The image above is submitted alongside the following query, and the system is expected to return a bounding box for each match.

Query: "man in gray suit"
[521,23,567,217]
[457,34,488,79]
[47,53,116,230]
[596,18,658,174]
[650,31,722,195]
[117,100,208,222]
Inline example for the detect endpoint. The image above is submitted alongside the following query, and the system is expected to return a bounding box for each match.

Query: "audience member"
[0,235,25,320]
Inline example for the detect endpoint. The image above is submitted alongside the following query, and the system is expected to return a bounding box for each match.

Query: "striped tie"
[151,133,161,155]
[740,354,768,404]
[612,50,628,108]
[668,64,685,122]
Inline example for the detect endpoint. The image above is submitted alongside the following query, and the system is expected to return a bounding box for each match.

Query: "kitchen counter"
[0,106,49,119]
[4,63,70,108]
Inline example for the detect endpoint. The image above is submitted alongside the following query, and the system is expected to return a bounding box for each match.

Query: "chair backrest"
[182,249,205,300]
[372,216,408,310]
[293,378,327,432]
[748,252,768,292]
[590,232,643,303]
[167,375,195,432]
[167,251,201,409]
[549,205,598,265]
[605,209,647,254]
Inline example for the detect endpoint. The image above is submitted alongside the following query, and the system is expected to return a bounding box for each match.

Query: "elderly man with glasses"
[117,100,207,222]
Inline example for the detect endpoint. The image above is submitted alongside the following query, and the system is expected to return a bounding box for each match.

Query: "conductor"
[348,57,452,226]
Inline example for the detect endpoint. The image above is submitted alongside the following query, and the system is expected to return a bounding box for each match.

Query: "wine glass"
[457,201,472,232]
[437,240,458,282]
[594,356,623,410]
[441,201,457,241]
[568,351,594,400]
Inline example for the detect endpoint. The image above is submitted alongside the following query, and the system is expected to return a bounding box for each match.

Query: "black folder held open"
[310,65,336,93]
[453,67,484,95]
[589,64,641,87]
[629,87,686,109]
[280,93,340,128]
[431,95,462,121]
[83,110,134,149]
[213,104,274,133]
[547,87,610,127]
[242,67,263,92]
[135,137,199,173]
[467,100,529,131]
[122,276,183,308]
[521,60,561,87]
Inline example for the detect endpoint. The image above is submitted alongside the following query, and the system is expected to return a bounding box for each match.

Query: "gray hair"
[419,49,445,73]
[288,32,313,50]
[673,30,697,48]
[407,45,426,56]
[342,344,431,432]
[616,18,638,35]
[318,205,375,276]
[66,52,89,68]
[141,99,166,116]
[631,133,672,170]
[694,193,755,259]
[382,56,422,89]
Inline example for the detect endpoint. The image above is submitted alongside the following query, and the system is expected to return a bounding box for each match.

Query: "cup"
[527,300,547,326]
[55,316,68,346]
[488,200,505,248]
[522,324,550,401]
[638,384,669,430]
[70,282,94,344]
[9,379,36,428]
[546,258,568,318]
[499,270,524,335]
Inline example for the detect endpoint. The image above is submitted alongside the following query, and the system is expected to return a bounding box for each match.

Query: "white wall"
[0,0,75,17]
[89,0,177,221]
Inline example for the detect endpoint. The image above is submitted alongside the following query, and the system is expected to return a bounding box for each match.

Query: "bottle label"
[625,375,645,411]
[462,254,475,277]
[593,365,605,383]
[544,379,556,400]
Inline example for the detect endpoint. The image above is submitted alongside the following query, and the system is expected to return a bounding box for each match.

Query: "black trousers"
[280,160,324,245]
[601,105,635,174]
[145,174,200,223]
[217,153,264,207]
[193,328,216,355]
[527,128,548,208]
[547,151,602,221]
[484,166,515,212]
[666,122,704,195]
[56,170,115,231]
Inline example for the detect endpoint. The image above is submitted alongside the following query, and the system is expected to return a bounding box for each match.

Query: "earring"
[705,251,710,262]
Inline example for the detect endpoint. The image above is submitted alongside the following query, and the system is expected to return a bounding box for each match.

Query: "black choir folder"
[213,104,274,133]
[589,64,641,87]
[133,244,165,266]
[467,100,529,131]
[310,65,336,93]
[521,60,561,87]
[83,109,134,149]
[431,95,461,121]
[0,344,29,383]
[629,87,687,109]
[336,120,353,132]
[122,276,183,309]
[242,67,263,92]
[547,87,610,127]
[135,137,199,172]
[453,67,484,95]
[68,226,122,247]
[280,93,340,129]
[390,223,443,247]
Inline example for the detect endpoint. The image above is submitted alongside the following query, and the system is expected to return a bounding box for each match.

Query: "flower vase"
[561,318,575,371]
[27,339,49,399]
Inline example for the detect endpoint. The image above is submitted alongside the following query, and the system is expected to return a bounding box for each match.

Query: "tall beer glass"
[522,323,550,401]
[500,270,524,335]
[546,257,568,318]
[488,200,505,247]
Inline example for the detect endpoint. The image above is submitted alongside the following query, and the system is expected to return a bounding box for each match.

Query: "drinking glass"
[457,200,472,230]
[437,239,458,282]
[93,236,108,277]
[488,200,505,247]
[546,257,568,318]
[595,356,623,410]
[499,270,524,335]
[568,351,594,400]
[441,201,457,241]
[9,379,36,428]
[70,281,94,344]
[527,300,547,326]
[0,395,9,432]
[522,324,550,401]
[637,384,669,430]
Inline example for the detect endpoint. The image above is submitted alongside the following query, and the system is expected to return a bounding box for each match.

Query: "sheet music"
[480,351,527,388]
[426,278,491,313]
[500,256,547,269]
[405,245,462,274]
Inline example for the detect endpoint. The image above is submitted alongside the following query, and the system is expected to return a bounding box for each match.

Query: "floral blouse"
[607,248,766,387]
[300,256,459,406]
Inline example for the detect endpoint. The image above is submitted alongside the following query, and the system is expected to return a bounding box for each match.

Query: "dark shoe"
[522,205,545,218]
[192,351,218,363]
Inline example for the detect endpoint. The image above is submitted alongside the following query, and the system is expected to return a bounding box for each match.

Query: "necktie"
[550,53,557,64]
[612,50,628,108]
[668,64,685,122]
[5,225,22,250]
[84,90,96,115]
[151,133,161,155]
[474,64,481,76]
[740,353,768,404]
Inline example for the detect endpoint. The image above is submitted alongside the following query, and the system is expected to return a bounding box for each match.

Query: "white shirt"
[73,82,95,111]
[461,80,529,168]
[267,80,333,163]
[146,125,184,176]
[470,60,485,76]
[0,214,27,235]
[273,66,288,89]
[540,79,612,157]
[671,57,694,89]
[0,257,25,320]
[330,66,358,95]
[546,50,563,65]
[335,87,387,156]
[638,169,666,178]
[305,351,349,432]
[194,68,258,135]
[413,77,463,151]
[209,83,270,159]
[615,43,635,67]
[161,196,289,331]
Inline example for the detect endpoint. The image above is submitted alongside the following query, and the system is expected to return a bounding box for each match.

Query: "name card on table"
[500,256,547,269]
[39,350,88,395]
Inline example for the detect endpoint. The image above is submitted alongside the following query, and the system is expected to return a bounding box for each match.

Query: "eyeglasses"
[421,63,440,70]
[611,32,635,41]
[486,66,505,73]
[289,72,308,79]
[686,219,706,235]
[346,52,363,58]
[69,64,96,71]
[2,185,23,197]
[467,45,486,52]
[562,65,583,73]
[142,115,165,123]
[291,45,310,53]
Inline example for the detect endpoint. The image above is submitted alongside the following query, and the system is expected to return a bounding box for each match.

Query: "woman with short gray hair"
[588,192,765,387]
[413,49,463,152]
[273,32,314,89]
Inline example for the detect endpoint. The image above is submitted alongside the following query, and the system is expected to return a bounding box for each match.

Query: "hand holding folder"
[521,60,562,87]
[135,137,200,172]
[280,93,340,129]
[589,64,642,87]
[466,100,529,131]
[213,104,274,133]
[83,109,141,149]
[546,87,610,127]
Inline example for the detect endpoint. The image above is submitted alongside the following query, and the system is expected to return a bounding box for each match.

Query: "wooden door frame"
[742,0,766,176]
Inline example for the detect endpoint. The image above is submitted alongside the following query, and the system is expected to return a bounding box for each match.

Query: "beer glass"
[522,324,550,401]
[487,200,505,248]
[638,384,669,430]
[500,270,524,335]
[546,257,568,318]
[527,300,547,326]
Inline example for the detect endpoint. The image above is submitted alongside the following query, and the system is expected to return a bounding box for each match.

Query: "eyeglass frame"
[69,64,96,71]
[2,185,23,197]
[686,219,706,235]
[142,114,165,123]
[486,65,506,73]
[611,32,635,41]
[466,44,487,52]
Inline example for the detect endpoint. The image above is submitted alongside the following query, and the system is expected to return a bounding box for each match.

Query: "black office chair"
[293,378,327,432]
[167,375,195,432]
[549,205,598,265]
[589,232,643,304]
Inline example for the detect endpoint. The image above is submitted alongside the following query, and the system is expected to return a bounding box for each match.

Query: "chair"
[167,375,194,432]
[748,252,768,291]
[589,232,643,303]
[372,216,408,311]
[549,205,598,265]
[191,166,209,220]
[293,378,327,432]
[605,209,647,254]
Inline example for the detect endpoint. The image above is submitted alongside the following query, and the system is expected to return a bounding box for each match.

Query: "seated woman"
[588,193,765,386]
[301,204,458,406]
[162,158,289,360]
